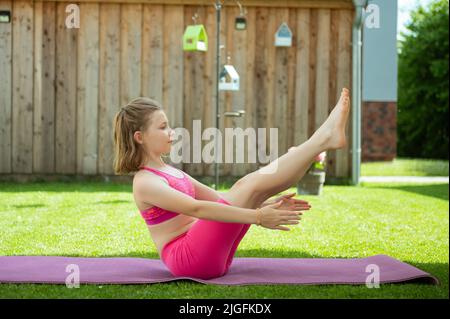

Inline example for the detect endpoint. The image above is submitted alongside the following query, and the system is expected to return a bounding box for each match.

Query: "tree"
[398,0,449,159]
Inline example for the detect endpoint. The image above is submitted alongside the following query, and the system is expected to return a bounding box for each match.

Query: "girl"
[113,88,350,279]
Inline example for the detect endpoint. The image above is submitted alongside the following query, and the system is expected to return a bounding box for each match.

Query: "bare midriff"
[146,213,198,258]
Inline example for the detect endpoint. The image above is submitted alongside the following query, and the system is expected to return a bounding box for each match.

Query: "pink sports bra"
[139,165,196,225]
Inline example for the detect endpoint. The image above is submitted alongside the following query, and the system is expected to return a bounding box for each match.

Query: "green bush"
[398,0,449,160]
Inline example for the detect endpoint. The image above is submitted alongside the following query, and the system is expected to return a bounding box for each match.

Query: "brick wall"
[362,101,397,162]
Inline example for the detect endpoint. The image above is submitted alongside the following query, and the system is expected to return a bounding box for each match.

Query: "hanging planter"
[183,24,208,52]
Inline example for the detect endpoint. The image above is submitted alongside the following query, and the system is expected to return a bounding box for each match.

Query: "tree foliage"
[398,0,449,159]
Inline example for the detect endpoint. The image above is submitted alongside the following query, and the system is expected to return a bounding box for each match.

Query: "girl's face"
[135,110,175,156]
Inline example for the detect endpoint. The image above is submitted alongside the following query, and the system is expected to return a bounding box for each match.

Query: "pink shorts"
[161,197,251,279]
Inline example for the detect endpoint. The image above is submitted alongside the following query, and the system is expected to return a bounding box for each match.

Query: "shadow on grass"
[0,182,132,193]
[0,178,237,193]
[365,183,449,201]
[12,204,46,209]
[95,200,132,205]
[400,259,448,287]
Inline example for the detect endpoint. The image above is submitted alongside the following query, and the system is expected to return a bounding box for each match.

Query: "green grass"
[361,158,449,177]
[0,181,448,299]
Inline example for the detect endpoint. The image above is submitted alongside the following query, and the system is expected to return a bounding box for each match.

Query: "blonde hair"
[113,97,163,175]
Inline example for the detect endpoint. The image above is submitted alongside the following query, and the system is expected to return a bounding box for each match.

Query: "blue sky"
[398,0,435,35]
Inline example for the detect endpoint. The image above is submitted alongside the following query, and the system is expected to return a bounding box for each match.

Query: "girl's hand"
[258,201,303,231]
[272,192,311,211]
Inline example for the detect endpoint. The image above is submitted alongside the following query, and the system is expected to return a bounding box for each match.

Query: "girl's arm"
[134,174,302,230]
[135,174,257,224]
[259,193,311,211]
[186,174,297,212]
[185,173,310,212]
[185,174,226,201]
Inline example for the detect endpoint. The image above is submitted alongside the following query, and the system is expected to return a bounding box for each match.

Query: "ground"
[0,172,447,298]
[361,158,449,177]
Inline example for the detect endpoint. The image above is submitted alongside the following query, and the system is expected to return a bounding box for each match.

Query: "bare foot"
[312,88,351,150]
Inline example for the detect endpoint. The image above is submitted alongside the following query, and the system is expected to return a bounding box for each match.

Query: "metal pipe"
[352,0,367,186]
[214,1,222,190]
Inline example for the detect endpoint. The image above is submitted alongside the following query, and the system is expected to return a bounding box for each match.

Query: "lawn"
[0,180,448,299]
[361,158,449,177]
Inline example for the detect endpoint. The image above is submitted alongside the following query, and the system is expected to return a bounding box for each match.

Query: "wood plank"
[294,9,310,145]
[254,7,269,169]
[217,5,227,178]
[287,8,297,150]
[163,5,184,170]
[244,7,258,174]
[191,6,205,176]
[273,8,290,156]
[33,1,43,173]
[55,2,77,174]
[326,9,340,177]
[222,7,245,176]
[183,5,205,176]
[307,9,317,139]
[202,4,217,177]
[223,5,234,176]
[46,0,354,10]
[12,0,34,173]
[142,4,163,102]
[77,3,99,175]
[98,4,120,175]
[210,5,228,177]
[182,6,194,174]
[265,8,277,164]
[33,1,56,174]
[120,3,142,106]
[229,6,247,177]
[335,9,352,178]
[0,0,12,173]
[314,9,330,132]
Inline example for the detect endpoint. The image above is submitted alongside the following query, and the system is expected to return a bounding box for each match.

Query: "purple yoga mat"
[0,254,438,286]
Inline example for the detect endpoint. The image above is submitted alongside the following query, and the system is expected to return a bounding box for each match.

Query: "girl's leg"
[162,89,350,279]
[223,223,251,273]
[224,89,351,208]
[162,197,250,279]
[215,90,350,277]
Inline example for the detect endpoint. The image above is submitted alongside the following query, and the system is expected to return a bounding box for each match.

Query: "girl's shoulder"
[133,169,168,185]
[133,170,170,209]
[133,169,170,191]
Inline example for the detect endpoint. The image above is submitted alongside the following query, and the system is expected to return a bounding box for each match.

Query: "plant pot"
[297,171,326,196]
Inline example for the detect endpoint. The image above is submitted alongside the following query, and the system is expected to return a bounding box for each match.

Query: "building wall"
[362,101,397,161]
[0,0,354,179]
[362,0,398,162]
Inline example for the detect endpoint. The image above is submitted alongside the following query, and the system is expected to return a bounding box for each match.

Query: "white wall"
[362,0,398,102]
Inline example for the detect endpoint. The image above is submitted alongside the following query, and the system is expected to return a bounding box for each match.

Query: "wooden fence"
[0,0,353,179]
